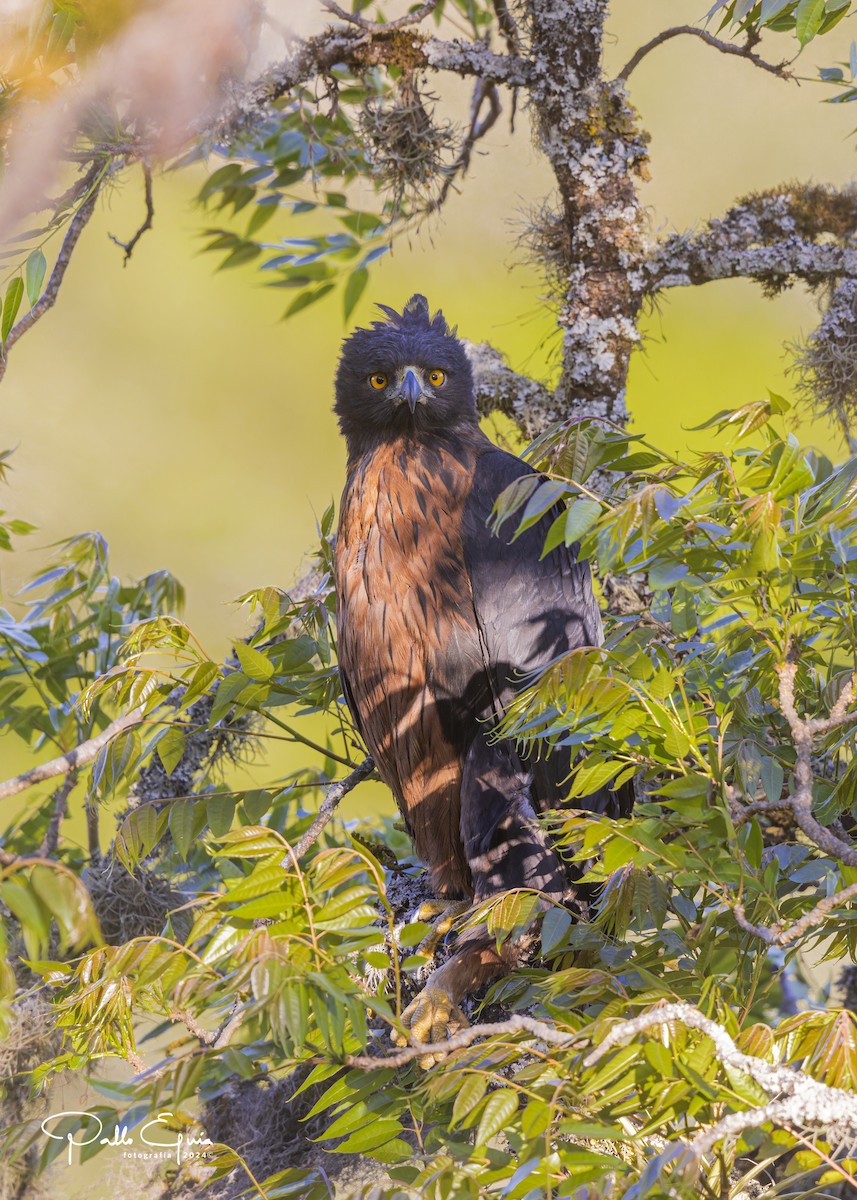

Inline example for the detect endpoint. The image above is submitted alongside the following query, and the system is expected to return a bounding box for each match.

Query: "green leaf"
[181,661,219,708]
[157,726,186,777]
[2,277,23,343]
[475,1090,518,1145]
[564,499,602,546]
[796,0,825,42]
[24,250,47,307]
[284,283,336,318]
[541,906,572,955]
[451,1074,488,1125]
[335,1118,403,1154]
[234,642,274,681]
[343,268,369,319]
[170,800,200,859]
[207,794,236,836]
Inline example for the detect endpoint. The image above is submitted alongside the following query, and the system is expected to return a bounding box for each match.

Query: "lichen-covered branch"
[520,0,648,431]
[219,26,529,142]
[792,277,857,442]
[463,340,558,439]
[345,1012,578,1069]
[585,1003,857,1160]
[645,185,857,294]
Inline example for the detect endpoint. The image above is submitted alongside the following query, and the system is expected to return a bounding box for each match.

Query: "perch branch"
[617,26,791,83]
[291,756,376,859]
[732,880,857,947]
[0,703,149,801]
[109,161,154,265]
[585,1003,857,1158]
[0,177,102,383]
[346,1013,579,1069]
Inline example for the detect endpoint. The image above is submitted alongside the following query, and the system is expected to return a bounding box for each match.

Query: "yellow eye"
[428,369,446,387]
[369,373,388,390]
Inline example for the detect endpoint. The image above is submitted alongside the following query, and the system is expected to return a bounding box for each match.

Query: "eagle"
[333,294,631,1057]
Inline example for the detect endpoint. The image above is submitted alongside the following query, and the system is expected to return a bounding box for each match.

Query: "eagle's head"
[334,293,476,450]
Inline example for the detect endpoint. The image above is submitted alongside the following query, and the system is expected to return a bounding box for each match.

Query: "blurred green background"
[0,0,855,812]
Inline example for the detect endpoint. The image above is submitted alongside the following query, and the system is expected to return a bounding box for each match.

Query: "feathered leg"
[391,732,569,1065]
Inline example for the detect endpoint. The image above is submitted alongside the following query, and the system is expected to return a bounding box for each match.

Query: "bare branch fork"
[321,0,441,34]
[617,25,792,83]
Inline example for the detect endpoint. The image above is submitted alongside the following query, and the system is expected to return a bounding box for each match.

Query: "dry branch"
[322,0,441,34]
[109,161,154,265]
[38,771,78,857]
[774,662,857,867]
[617,25,791,83]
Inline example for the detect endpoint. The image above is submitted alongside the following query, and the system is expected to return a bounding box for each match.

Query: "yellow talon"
[391,978,470,1069]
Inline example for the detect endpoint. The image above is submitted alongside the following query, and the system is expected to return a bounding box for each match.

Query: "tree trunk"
[524,0,649,432]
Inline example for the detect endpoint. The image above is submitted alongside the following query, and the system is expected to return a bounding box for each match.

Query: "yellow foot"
[412,899,471,959]
[391,978,470,1069]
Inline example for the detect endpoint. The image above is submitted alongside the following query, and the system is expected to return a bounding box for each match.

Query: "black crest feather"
[375,293,457,338]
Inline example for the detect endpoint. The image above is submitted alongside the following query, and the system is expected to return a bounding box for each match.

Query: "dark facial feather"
[334,293,477,452]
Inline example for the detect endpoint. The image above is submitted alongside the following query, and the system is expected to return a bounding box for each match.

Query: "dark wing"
[462,447,601,698]
[462,446,630,819]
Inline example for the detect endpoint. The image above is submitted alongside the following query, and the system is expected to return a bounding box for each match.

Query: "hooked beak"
[400,368,423,414]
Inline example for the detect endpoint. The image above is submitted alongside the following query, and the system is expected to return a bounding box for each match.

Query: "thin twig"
[0,177,102,383]
[430,79,502,214]
[617,25,792,83]
[0,703,148,801]
[38,771,78,857]
[732,880,857,947]
[322,0,440,34]
[109,161,154,265]
[291,756,375,859]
